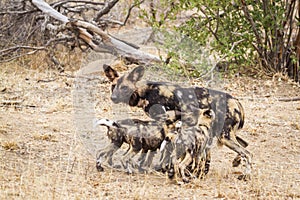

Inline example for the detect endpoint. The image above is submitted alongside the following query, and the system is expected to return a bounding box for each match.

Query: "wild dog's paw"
[237,174,251,181]
[96,161,104,172]
[167,167,175,179]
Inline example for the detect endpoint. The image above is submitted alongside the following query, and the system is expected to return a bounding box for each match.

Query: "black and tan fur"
[103,64,252,179]
[93,116,177,173]
[163,108,215,183]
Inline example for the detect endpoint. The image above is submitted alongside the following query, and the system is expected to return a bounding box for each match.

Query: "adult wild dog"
[103,64,252,180]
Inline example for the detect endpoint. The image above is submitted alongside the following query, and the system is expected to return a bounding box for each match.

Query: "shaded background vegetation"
[140,0,300,81]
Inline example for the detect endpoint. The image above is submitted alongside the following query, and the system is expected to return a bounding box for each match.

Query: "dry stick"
[93,0,119,22]
[51,0,105,8]
[0,46,46,54]
[0,49,47,63]
[102,0,145,26]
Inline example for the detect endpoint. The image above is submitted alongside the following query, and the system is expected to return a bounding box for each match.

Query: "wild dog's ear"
[127,66,145,83]
[103,64,119,82]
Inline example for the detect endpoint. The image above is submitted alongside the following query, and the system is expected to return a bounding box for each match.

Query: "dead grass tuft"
[0,128,8,135]
[290,122,300,130]
[1,141,19,151]
[33,133,57,142]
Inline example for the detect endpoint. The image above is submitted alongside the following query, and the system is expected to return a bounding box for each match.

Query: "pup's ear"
[127,66,145,83]
[103,64,119,82]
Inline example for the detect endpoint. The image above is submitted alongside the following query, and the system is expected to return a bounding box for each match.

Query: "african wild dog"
[103,64,252,180]
[164,108,215,183]
[93,115,178,173]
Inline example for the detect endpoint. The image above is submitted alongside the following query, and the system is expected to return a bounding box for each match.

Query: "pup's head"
[180,107,215,129]
[198,108,215,129]
[159,120,182,152]
[103,64,145,105]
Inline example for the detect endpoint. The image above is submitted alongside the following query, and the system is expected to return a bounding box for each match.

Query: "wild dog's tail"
[93,118,119,128]
[234,99,248,147]
[160,120,181,152]
[236,99,245,129]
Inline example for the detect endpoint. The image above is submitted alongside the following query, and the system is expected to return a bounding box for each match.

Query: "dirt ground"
[1,59,300,200]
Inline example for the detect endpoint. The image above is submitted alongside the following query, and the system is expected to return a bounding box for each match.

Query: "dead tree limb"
[93,0,119,22]
[1,0,159,65]
[32,0,162,65]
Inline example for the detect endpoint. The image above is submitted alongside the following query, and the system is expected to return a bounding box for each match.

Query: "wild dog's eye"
[120,86,129,91]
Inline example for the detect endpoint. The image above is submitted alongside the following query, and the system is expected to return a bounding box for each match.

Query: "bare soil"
[1,61,300,200]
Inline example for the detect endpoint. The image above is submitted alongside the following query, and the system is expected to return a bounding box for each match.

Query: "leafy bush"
[139,0,300,81]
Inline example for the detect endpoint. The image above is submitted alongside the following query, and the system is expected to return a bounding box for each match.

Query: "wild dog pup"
[157,120,182,172]
[162,108,215,183]
[103,64,252,180]
[93,114,176,173]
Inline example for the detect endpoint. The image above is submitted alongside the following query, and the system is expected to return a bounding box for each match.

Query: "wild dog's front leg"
[192,149,207,179]
[96,143,119,171]
[137,149,148,166]
[175,151,193,183]
[157,144,173,172]
[134,149,149,173]
[121,146,139,174]
[142,150,157,171]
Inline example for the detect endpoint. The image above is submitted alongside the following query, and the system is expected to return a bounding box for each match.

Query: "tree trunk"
[292,1,300,82]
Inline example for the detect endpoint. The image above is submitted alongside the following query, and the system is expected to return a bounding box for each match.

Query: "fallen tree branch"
[32,0,69,23]
[32,0,162,65]
[70,20,161,64]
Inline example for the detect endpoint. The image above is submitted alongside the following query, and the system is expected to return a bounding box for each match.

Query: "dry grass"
[1,55,300,199]
[1,141,19,151]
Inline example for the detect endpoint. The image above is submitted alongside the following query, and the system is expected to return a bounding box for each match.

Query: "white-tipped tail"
[160,140,167,152]
[93,118,115,128]
[175,121,182,128]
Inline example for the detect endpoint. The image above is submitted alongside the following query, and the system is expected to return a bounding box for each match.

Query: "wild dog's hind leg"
[232,136,248,167]
[204,147,211,175]
[219,137,252,180]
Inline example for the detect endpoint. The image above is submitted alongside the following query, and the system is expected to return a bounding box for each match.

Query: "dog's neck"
[129,91,140,107]
[129,88,149,109]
